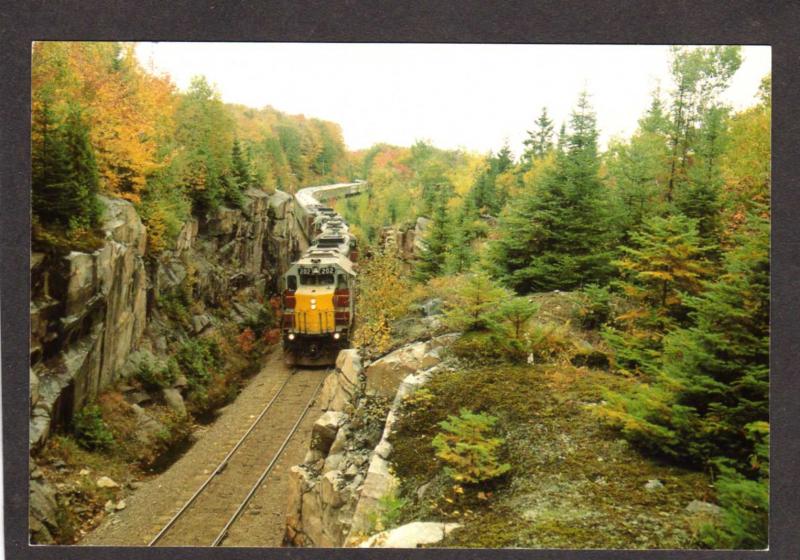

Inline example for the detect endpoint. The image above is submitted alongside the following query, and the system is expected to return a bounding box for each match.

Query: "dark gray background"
[2,1,798,558]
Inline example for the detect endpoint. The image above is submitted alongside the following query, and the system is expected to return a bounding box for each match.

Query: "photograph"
[27,41,770,549]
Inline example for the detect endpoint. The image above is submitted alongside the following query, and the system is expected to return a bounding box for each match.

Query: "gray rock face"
[285,336,462,548]
[29,189,299,451]
[311,411,348,456]
[131,404,166,446]
[364,337,450,398]
[29,479,59,544]
[319,349,364,412]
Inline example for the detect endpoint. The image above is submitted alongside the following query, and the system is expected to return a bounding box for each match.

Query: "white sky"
[136,43,770,156]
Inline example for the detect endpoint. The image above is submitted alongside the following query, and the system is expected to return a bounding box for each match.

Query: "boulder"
[347,455,399,539]
[358,522,461,548]
[131,404,166,446]
[365,341,430,398]
[161,387,187,416]
[320,470,347,508]
[644,479,664,491]
[686,500,722,516]
[191,314,211,334]
[96,476,119,489]
[311,411,348,455]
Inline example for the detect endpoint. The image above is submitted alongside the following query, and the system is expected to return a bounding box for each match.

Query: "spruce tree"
[32,101,101,229]
[602,212,768,469]
[521,107,554,168]
[602,214,711,375]
[677,105,728,248]
[490,91,614,292]
[415,188,451,281]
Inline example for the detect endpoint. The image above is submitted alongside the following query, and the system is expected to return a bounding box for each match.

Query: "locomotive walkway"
[82,351,326,547]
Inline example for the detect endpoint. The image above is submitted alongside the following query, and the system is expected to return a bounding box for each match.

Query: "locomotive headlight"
[333,333,341,340]
[311,304,317,310]
[288,333,295,341]
[311,298,317,304]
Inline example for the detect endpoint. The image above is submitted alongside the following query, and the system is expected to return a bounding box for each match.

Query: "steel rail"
[148,371,296,546]
[211,373,326,546]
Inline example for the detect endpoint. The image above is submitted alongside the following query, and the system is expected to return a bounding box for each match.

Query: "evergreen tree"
[602,212,768,469]
[521,107,554,168]
[32,101,101,229]
[415,188,451,280]
[225,138,249,207]
[603,214,711,375]
[677,105,728,247]
[489,91,614,292]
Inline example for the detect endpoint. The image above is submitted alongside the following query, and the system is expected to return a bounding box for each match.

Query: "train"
[280,182,366,366]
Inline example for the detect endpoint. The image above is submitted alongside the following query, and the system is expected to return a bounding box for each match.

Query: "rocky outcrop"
[30,196,148,448]
[318,349,363,412]
[29,189,301,451]
[285,334,460,548]
[364,335,457,398]
[358,522,461,548]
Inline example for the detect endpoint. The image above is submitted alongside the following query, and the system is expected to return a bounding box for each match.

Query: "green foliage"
[432,408,511,484]
[492,296,539,340]
[175,338,223,403]
[490,91,615,292]
[574,283,611,330]
[32,101,102,231]
[521,107,554,169]
[442,270,509,333]
[72,405,114,451]
[698,465,768,549]
[601,213,768,469]
[242,303,276,334]
[128,350,179,390]
[415,189,452,280]
[368,490,409,533]
[603,214,710,375]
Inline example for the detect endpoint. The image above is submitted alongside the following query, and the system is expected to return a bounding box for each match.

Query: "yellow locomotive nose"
[294,290,335,333]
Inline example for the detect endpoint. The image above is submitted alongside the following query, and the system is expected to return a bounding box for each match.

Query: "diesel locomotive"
[280,182,365,366]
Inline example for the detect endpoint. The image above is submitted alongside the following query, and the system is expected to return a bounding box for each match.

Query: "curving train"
[280,182,366,366]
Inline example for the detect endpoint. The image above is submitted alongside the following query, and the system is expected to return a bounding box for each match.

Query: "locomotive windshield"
[300,274,334,285]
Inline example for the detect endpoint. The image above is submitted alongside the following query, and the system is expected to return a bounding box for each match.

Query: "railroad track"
[148,368,326,547]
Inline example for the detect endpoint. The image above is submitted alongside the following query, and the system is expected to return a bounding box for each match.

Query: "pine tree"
[415,188,451,280]
[602,212,768,469]
[521,107,554,168]
[490,91,614,292]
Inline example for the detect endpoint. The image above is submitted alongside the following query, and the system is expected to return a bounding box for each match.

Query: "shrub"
[574,283,611,330]
[524,322,573,363]
[242,304,275,334]
[175,338,223,406]
[367,490,409,533]
[698,466,768,549]
[72,405,114,451]
[127,350,178,389]
[432,408,510,484]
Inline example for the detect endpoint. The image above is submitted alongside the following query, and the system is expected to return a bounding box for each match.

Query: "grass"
[388,363,713,548]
